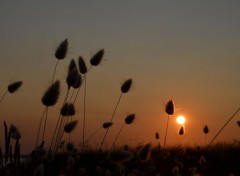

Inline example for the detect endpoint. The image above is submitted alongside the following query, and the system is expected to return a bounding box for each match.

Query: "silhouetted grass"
[1,39,240,176]
[1,141,240,175]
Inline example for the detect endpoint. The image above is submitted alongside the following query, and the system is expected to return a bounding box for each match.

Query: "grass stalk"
[51,60,59,84]
[163,115,170,149]
[0,91,8,104]
[41,107,49,143]
[36,107,48,148]
[208,106,240,147]
[49,88,69,151]
[82,77,87,152]
[84,126,102,144]
[72,66,92,104]
[111,123,125,149]
[99,93,123,152]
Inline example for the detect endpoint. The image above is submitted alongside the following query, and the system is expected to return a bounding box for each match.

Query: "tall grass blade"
[208,106,240,147]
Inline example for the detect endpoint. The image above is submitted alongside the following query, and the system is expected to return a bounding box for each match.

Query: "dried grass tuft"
[41,80,60,106]
[8,81,23,93]
[60,103,76,116]
[66,68,79,89]
[137,143,152,161]
[125,114,135,124]
[64,120,78,133]
[55,38,68,60]
[203,125,209,134]
[90,49,104,66]
[68,59,77,72]
[121,79,132,93]
[178,126,184,135]
[165,100,174,116]
[78,56,88,74]
[66,142,74,152]
[103,122,113,129]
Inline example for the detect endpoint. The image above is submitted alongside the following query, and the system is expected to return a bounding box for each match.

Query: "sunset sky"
[1,1,240,154]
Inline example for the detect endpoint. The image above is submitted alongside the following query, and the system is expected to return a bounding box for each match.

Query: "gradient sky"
[1,1,240,154]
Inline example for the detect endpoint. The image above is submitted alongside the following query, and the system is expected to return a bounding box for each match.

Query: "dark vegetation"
[0,39,240,175]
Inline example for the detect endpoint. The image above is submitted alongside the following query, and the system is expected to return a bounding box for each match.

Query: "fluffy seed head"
[64,120,78,133]
[41,80,60,106]
[68,103,75,116]
[72,73,82,89]
[60,103,75,116]
[61,103,69,116]
[108,150,133,163]
[8,81,22,93]
[103,122,113,129]
[121,79,132,93]
[155,132,159,140]
[137,143,152,161]
[125,114,135,124]
[66,68,79,89]
[90,49,104,66]
[178,126,184,135]
[78,56,88,74]
[203,125,209,134]
[165,100,174,116]
[55,38,68,60]
[66,142,74,152]
[68,59,77,72]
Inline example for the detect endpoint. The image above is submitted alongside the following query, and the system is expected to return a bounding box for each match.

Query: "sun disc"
[176,115,185,125]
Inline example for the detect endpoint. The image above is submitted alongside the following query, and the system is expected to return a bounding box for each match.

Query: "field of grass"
[0,39,240,176]
[0,142,240,175]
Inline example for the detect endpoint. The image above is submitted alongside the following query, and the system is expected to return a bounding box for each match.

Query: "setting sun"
[176,115,186,125]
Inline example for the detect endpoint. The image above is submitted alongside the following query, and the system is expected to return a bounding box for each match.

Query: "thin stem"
[99,93,123,152]
[36,107,48,148]
[49,88,69,151]
[163,115,170,150]
[41,107,49,143]
[72,66,92,104]
[56,116,70,152]
[69,89,75,103]
[205,134,207,145]
[84,126,102,144]
[205,134,207,146]
[51,60,59,84]
[54,117,66,152]
[111,123,125,149]
[0,91,8,104]
[208,106,240,147]
[82,76,87,152]
[69,116,72,143]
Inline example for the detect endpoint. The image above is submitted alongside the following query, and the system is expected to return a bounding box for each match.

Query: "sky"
[1,1,240,154]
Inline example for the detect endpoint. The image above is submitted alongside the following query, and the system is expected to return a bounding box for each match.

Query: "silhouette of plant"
[99,78,133,152]
[163,100,174,149]
[111,114,135,149]
[203,125,209,145]
[0,81,23,104]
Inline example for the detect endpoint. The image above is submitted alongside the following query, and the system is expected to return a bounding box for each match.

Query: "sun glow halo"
[176,115,186,125]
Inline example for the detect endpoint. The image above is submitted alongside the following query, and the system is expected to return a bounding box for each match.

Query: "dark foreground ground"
[0,142,240,176]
